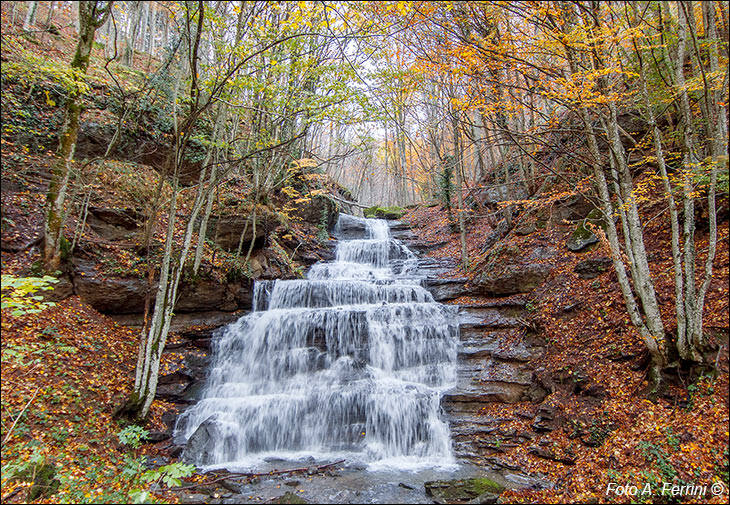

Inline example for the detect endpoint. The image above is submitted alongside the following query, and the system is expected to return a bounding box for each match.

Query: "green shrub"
[1,274,58,316]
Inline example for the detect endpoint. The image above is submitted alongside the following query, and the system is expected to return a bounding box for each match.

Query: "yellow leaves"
[291,158,318,169]
[281,185,301,199]
[44,90,56,107]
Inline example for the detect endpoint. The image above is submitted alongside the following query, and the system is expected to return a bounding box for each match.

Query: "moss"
[568,208,607,252]
[26,461,60,500]
[363,205,406,219]
[425,477,505,503]
[469,477,505,495]
[271,491,308,504]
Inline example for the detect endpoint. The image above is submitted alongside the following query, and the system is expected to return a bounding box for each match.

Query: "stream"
[173,214,521,503]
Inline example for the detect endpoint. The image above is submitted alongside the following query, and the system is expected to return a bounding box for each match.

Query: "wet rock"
[156,382,192,404]
[74,250,253,317]
[220,479,245,493]
[474,264,552,296]
[333,214,368,239]
[183,416,219,465]
[424,477,504,504]
[467,492,501,504]
[162,410,179,432]
[180,493,211,504]
[146,430,171,443]
[574,257,612,279]
[175,280,237,313]
[399,482,415,490]
[425,277,471,301]
[284,480,301,487]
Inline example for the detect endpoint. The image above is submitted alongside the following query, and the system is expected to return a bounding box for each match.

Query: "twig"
[1,387,39,446]
[715,344,725,371]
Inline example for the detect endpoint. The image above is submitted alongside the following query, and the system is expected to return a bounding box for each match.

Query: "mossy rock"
[363,205,406,220]
[567,208,606,252]
[25,461,60,500]
[425,477,505,504]
[271,491,308,504]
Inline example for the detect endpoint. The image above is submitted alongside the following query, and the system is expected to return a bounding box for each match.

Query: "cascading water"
[175,214,459,471]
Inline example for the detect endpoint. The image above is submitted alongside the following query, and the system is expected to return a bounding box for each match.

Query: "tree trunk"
[630,0,685,361]
[44,1,112,272]
[452,110,469,270]
[23,1,39,31]
[123,1,143,66]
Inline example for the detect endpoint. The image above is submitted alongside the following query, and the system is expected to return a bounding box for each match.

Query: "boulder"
[474,264,552,296]
[72,258,151,314]
[175,280,237,313]
[183,416,219,465]
[424,477,504,504]
[552,195,595,222]
[478,184,528,206]
[574,257,613,279]
[40,275,74,302]
[208,214,274,252]
[86,206,141,241]
[566,229,598,252]
[566,208,606,252]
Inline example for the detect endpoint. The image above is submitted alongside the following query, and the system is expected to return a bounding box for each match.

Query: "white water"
[175,214,459,471]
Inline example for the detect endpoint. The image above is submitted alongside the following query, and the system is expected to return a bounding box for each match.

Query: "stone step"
[424,277,470,301]
[442,382,530,407]
[459,308,526,329]
[458,329,539,362]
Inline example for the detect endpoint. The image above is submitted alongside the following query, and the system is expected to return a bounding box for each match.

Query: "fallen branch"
[325,193,370,210]
[174,459,346,490]
[2,387,39,447]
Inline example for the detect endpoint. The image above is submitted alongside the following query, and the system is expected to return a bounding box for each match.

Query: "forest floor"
[405,194,729,503]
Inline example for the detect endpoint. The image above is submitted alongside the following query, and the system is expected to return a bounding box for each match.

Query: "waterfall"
[175,214,459,471]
